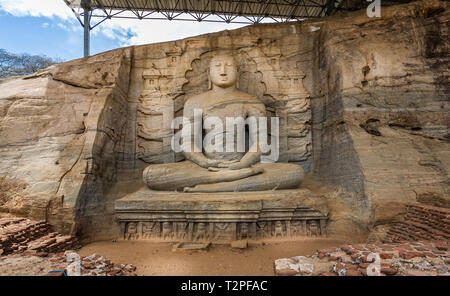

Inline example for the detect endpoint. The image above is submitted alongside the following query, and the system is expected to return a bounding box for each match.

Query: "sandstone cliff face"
[0,0,448,241]
[0,48,132,235]
[312,0,449,237]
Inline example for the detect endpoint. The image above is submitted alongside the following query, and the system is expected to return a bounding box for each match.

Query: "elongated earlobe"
[207,69,212,90]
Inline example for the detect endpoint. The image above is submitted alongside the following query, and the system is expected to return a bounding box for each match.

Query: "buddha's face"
[209,55,237,88]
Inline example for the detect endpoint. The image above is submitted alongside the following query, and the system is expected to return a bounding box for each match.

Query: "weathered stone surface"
[230,240,248,249]
[0,48,132,239]
[115,188,328,242]
[275,240,450,276]
[0,251,137,276]
[172,242,211,253]
[311,0,450,237]
[0,0,448,241]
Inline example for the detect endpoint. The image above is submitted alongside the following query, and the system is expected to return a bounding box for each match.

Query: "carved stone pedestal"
[115,188,328,242]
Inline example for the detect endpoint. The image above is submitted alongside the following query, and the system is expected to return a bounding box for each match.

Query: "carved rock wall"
[0,48,132,238]
[0,0,448,241]
[312,0,450,236]
[128,29,313,170]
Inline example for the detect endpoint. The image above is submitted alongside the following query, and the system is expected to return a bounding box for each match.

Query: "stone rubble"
[78,253,137,276]
[0,251,137,276]
[0,217,137,276]
[274,240,450,276]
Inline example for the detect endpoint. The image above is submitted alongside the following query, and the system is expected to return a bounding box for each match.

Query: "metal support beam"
[82,0,91,57]
[324,0,338,15]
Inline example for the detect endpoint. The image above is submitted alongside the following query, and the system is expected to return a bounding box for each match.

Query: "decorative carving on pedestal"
[290,220,304,236]
[175,222,188,240]
[118,196,328,243]
[121,217,327,242]
[142,222,158,239]
[193,222,208,241]
[125,222,139,240]
[274,221,285,238]
[214,223,235,241]
[162,221,173,240]
[257,221,270,238]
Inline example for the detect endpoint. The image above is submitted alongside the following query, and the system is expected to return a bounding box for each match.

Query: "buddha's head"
[208,54,238,89]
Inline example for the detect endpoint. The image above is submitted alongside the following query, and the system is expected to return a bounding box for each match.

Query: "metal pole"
[324,0,337,16]
[83,0,91,57]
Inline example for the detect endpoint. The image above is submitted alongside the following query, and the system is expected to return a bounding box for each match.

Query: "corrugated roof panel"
[81,0,327,18]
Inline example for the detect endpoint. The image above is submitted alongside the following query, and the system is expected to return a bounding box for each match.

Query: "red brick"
[320,272,337,276]
[401,251,426,259]
[381,267,398,275]
[423,252,438,258]
[47,271,65,277]
[346,270,363,276]
[358,268,368,276]
[340,246,356,255]
[359,263,370,269]
[361,256,375,263]
[335,263,345,273]
[328,256,339,261]
[276,268,297,276]
[351,254,360,260]
[380,253,393,260]
[82,262,95,269]
[346,264,359,271]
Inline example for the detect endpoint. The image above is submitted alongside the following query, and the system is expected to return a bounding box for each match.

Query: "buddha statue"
[142,54,304,192]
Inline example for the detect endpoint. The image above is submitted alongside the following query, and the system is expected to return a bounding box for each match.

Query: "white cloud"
[0,0,73,19]
[97,17,246,47]
[0,0,247,47]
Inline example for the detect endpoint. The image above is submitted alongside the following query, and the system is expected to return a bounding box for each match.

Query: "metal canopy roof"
[63,0,412,57]
[65,0,335,26]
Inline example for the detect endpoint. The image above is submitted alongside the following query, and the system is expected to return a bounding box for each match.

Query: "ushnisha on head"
[208,54,238,89]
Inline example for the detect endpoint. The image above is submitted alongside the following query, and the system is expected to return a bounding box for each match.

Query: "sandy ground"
[0,254,69,276]
[78,237,350,276]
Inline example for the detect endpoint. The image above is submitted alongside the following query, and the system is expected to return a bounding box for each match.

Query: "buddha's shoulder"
[185,90,263,105]
[234,90,263,103]
[184,91,212,106]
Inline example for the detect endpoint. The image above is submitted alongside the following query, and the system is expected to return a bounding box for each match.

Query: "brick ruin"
[384,204,450,243]
[0,218,79,256]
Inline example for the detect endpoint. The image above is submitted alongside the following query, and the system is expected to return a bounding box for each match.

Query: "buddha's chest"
[201,101,246,121]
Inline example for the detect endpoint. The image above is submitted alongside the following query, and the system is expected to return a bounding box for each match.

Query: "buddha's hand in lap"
[203,159,238,168]
[208,165,264,174]
[217,160,252,170]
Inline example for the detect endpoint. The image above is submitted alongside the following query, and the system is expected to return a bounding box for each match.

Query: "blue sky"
[0,10,131,61]
[0,0,247,61]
